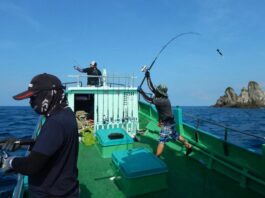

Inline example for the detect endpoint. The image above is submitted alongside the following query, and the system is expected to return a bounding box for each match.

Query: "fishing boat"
[7,70,265,197]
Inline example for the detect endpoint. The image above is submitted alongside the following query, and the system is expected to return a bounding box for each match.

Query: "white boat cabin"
[65,69,139,137]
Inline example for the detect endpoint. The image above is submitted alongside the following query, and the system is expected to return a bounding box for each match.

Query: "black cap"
[13,73,64,100]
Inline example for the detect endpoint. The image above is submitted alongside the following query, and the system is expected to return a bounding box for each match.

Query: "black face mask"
[30,89,67,116]
[30,90,53,115]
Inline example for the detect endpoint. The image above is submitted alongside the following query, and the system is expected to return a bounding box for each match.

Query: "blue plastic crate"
[95,128,134,158]
[96,128,134,146]
[112,148,168,196]
[112,148,168,178]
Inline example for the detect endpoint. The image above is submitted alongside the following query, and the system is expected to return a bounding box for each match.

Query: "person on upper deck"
[74,60,102,86]
[1,73,79,197]
[137,71,192,157]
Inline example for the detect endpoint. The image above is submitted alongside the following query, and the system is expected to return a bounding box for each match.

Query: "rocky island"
[214,81,265,108]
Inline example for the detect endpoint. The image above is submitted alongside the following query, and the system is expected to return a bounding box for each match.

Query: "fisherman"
[74,60,102,86]
[1,73,79,197]
[137,71,192,157]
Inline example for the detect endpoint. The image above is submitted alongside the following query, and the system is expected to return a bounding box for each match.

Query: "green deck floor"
[77,132,263,198]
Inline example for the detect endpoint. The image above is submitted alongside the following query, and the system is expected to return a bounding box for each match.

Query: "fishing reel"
[0,150,8,168]
[140,65,148,73]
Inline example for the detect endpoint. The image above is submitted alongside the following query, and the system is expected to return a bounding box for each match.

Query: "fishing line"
[139,31,201,87]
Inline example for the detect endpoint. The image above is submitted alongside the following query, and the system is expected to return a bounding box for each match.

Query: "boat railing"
[12,174,24,198]
[67,70,137,88]
[183,113,265,147]
[12,116,45,198]
[63,81,82,87]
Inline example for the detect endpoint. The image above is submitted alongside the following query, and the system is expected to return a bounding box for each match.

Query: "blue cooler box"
[96,128,134,158]
[112,148,168,196]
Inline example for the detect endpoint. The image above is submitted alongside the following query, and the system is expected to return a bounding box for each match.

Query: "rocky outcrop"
[214,81,265,108]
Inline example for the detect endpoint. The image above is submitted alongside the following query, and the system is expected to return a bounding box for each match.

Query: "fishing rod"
[107,87,110,129]
[130,91,134,133]
[96,86,99,130]
[111,73,115,126]
[139,32,200,88]
[73,59,82,71]
[103,83,105,126]
[0,138,35,150]
[117,77,120,124]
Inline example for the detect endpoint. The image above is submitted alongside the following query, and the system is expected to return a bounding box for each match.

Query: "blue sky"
[1,0,265,106]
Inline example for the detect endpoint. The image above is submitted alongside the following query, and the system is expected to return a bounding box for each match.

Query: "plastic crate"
[112,148,168,196]
[96,128,134,158]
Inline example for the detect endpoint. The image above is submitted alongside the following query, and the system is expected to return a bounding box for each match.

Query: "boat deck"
[78,131,262,198]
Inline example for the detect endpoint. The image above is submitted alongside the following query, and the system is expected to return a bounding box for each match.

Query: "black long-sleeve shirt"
[77,66,102,85]
[12,107,79,197]
[12,151,50,175]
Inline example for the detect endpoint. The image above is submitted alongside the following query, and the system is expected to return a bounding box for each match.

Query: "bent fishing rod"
[139,32,200,88]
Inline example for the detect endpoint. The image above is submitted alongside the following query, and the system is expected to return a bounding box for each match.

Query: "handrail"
[12,174,24,198]
[183,112,265,141]
[67,72,137,88]
[63,81,82,87]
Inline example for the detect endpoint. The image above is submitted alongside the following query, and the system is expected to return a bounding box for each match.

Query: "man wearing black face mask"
[1,73,80,197]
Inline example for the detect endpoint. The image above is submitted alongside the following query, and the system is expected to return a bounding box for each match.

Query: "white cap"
[90,60,97,66]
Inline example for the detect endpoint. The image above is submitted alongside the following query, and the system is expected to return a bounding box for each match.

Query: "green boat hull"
[12,102,265,198]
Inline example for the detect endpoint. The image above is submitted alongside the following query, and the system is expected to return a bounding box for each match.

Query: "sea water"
[0,106,265,196]
[181,106,265,152]
[0,106,38,197]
